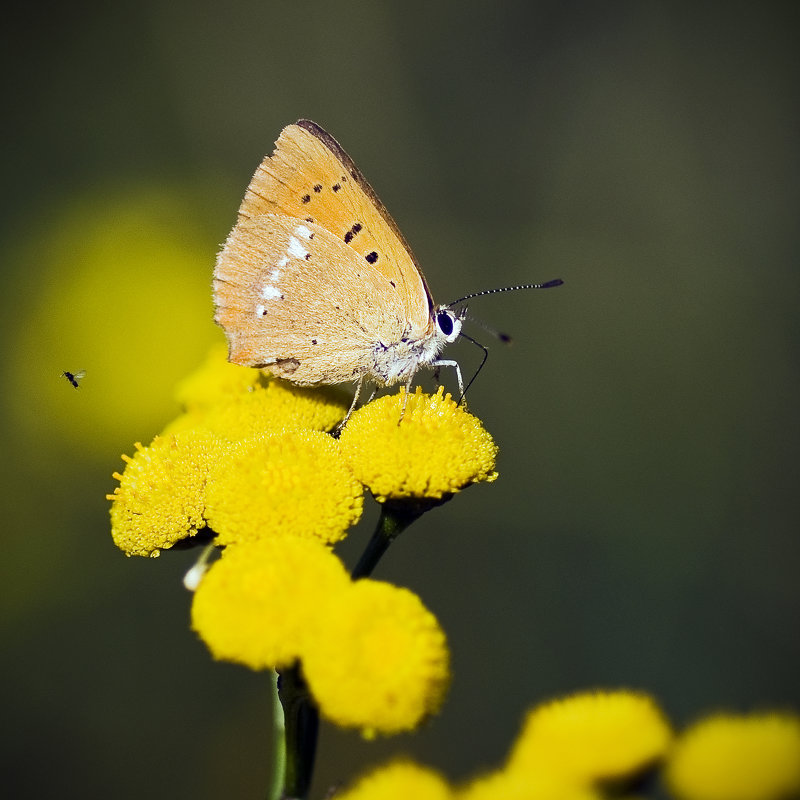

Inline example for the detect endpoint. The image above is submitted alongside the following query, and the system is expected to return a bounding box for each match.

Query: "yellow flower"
[338,387,498,502]
[197,379,349,438]
[191,538,350,670]
[7,187,220,461]
[336,760,453,800]
[666,712,800,800]
[205,430,363,546]
[302,579,450,736]
[108,430,223,557]
[457,769,602,800]
[507,690,673,786]
[173,342,261,411]
[171,342,350,436]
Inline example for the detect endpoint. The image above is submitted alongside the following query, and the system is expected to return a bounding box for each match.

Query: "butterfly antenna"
[463,313,513,344]
[457,331,490,404]
[446,278,563,308]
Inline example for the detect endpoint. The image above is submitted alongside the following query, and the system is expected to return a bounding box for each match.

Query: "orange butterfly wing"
[214,214,409,385]
[235,120,434,338]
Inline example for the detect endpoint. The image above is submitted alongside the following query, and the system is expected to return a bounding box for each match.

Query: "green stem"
[351,501,426,579]
[267,670,286,800]
[272,499,436,797]
[277,664,319,800]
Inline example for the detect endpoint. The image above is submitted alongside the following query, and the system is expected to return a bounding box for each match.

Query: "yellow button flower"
[206,430,363,546]
[191,538,350,670]
[666,712,800,800]
[302,579,450,736]
[170,343,350,437]
[338,387,498,502]
[507,690,673,786]
[196,379,349,438]
[174,342,261,411]
[457,769,602,800]
[108,430,223,557]
[336,761,453,800]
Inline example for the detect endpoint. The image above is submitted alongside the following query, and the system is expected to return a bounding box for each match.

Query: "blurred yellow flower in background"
[335,760,453,800]
[506,690,672,786]
[5,187,221,462]
[457,769,602,800]
[666,711,800,800]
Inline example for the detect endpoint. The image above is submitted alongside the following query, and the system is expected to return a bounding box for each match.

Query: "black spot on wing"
[301,194,311,204]
[343,222,363,245]
[365,251,378,264]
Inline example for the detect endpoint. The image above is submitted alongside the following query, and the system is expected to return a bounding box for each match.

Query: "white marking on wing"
[261,285,282,300]
[287,236,309,260]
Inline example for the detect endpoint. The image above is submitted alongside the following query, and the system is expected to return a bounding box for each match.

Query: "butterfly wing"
[214,214,408,385]
[234,120,434,339]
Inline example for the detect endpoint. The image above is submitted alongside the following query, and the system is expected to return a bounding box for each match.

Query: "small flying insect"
[61,370,86,389]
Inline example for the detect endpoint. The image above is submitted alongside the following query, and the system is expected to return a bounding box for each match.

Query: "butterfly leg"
[431,359,466,405]
[335,375,365,434]
[364,384,378,404]
[397,377,415,424]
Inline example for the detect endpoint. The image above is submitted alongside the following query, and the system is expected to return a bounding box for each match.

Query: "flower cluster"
[191,538,449,734]
[335,692,800,800]
[108,344,498,734]
[108,345,798,799]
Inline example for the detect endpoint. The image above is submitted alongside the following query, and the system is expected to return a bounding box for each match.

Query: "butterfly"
[213,120,561,419]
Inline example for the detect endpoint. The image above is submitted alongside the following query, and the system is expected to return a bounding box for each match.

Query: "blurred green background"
[2,2,798,798]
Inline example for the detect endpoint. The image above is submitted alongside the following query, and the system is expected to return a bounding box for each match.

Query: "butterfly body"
[214,120,461,391]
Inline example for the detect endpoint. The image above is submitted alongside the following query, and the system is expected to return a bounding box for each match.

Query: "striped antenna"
[446,278,563,308]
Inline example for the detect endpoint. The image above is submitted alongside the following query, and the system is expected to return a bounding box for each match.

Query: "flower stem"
[267,670,286,800]
[277,664,319,800]
[351,501,426,579]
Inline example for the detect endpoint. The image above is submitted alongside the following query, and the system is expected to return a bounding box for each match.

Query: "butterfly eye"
[436,309,461,343]
[436,310,454,336]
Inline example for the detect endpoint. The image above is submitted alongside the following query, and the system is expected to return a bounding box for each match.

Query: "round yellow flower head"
[191,538,350,670]
[169,343,350,437]
[507,690,673,786]
[666,712,800,800]
[302,579,450,736]
[108,430,223,557]
[206,430,363,546]
[338,387,498,503]
[337,760,453,800]
[458,769,602,800]
[174,342,261,412]
[197,378,349,438]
